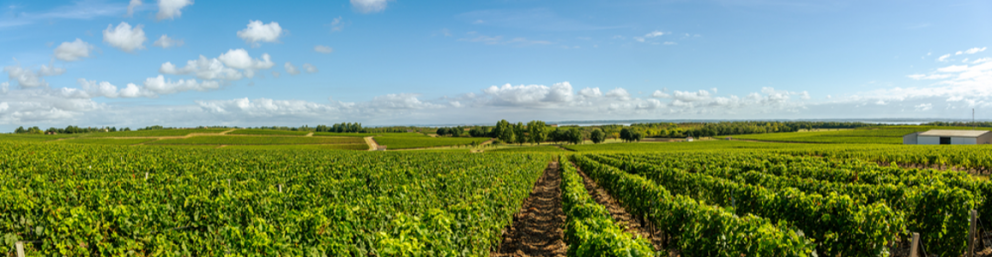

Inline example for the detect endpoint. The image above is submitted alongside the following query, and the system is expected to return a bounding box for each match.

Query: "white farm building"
[903,130,992,145]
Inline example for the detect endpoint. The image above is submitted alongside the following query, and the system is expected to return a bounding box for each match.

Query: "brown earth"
[573,162,676,256]
[492,162,567,257]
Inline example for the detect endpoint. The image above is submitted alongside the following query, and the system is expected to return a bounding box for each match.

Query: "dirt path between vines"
[492,162,567,257]
[364,137,378,151]
[574,162,673,256]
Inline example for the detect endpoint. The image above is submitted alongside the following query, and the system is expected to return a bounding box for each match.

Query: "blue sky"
[1,0,990,130]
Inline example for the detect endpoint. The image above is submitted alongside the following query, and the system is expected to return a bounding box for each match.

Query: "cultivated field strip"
[559,160,655,256]
[0,142,548,255]
[146,136,364,145]
[588,152,992,256]
[571,155,816,256]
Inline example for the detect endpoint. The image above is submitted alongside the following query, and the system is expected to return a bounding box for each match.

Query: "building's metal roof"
[917,129,991,137]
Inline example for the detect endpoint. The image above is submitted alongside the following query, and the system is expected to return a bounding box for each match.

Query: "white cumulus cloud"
[956,47,986,55]
[103,22,146,52]
[605,88,631,100]
[237,20,284,47]
[3,63,64,88]
[938,54,951,62]
[160,56,243,81]
[142,75,219,95]
[578,87,602,98]
[217,49,274,78]
[483,82,575,106]
[126,0,142,17]
[54,38,94,61]
[160,49,274,80]
[284,62,300,75]
[302,63,317,74]
[651,90,671,98]
[153,35,184,48]
[157,0,193,20]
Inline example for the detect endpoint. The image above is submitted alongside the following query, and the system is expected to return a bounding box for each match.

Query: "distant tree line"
[14,125,131,134]
[924,121,992,128]
[629,121,879,138]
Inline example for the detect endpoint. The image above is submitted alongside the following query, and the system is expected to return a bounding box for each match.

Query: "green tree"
[514,122,528,145]
[620,128,632,142]
[14,126,25,134]
[590,129,606,144]
[527,120,547,145]
[567,128,584,144]
[494,119,515,143]
[436,128,448,136]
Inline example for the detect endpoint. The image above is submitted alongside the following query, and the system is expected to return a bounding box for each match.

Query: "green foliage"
[81,128,229,138]
[589,154,902,256]
[560,161,656,256]
[571,155,816,256]
[494,119,515,144]
[593,151,992,256]
[528,120,548,144]
[619,128,645,142]
[590,129,606,144]
[226,129,310,136]
[490,146,566,153]
[58,138,155,145]
[0,142,548,255]
[147,136,364,145]
[373,136,488,149]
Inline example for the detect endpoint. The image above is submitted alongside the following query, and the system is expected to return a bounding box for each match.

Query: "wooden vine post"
[969,209,977,257]
[15,241,25,257]
[909,232,920,257]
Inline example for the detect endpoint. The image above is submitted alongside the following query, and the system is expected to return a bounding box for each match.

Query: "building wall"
[917,136,940,145]
[978,133,992,144]
[951,137,977,145]
[903,133,918,144]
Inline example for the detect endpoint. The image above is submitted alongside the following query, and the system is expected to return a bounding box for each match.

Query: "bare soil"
[573,162,676,256]
[492,162,568,257]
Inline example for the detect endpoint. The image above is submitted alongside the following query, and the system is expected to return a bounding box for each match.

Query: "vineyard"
[0,141,549,255]
[2,133,991,256]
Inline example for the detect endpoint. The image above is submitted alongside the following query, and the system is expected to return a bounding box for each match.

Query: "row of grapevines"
[616,151,992,227]
[0,141,546,256]
[588,154,901,257]
[559,159,655,256]
[600,152,981,256]
[570,155,815,256]
[780,144,992,171]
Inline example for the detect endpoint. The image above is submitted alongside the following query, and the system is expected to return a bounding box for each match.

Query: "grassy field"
[730,126,985,144]
[220,144,370,151]
[226,129,310,136]
[0,134,79,142]
[147,136,365,145]
[312,132,381,137]
[374,135,489,149]
[58,138,156,145]
[563,140,817,152]
[489,145,567,152]
[80,128,230,138]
